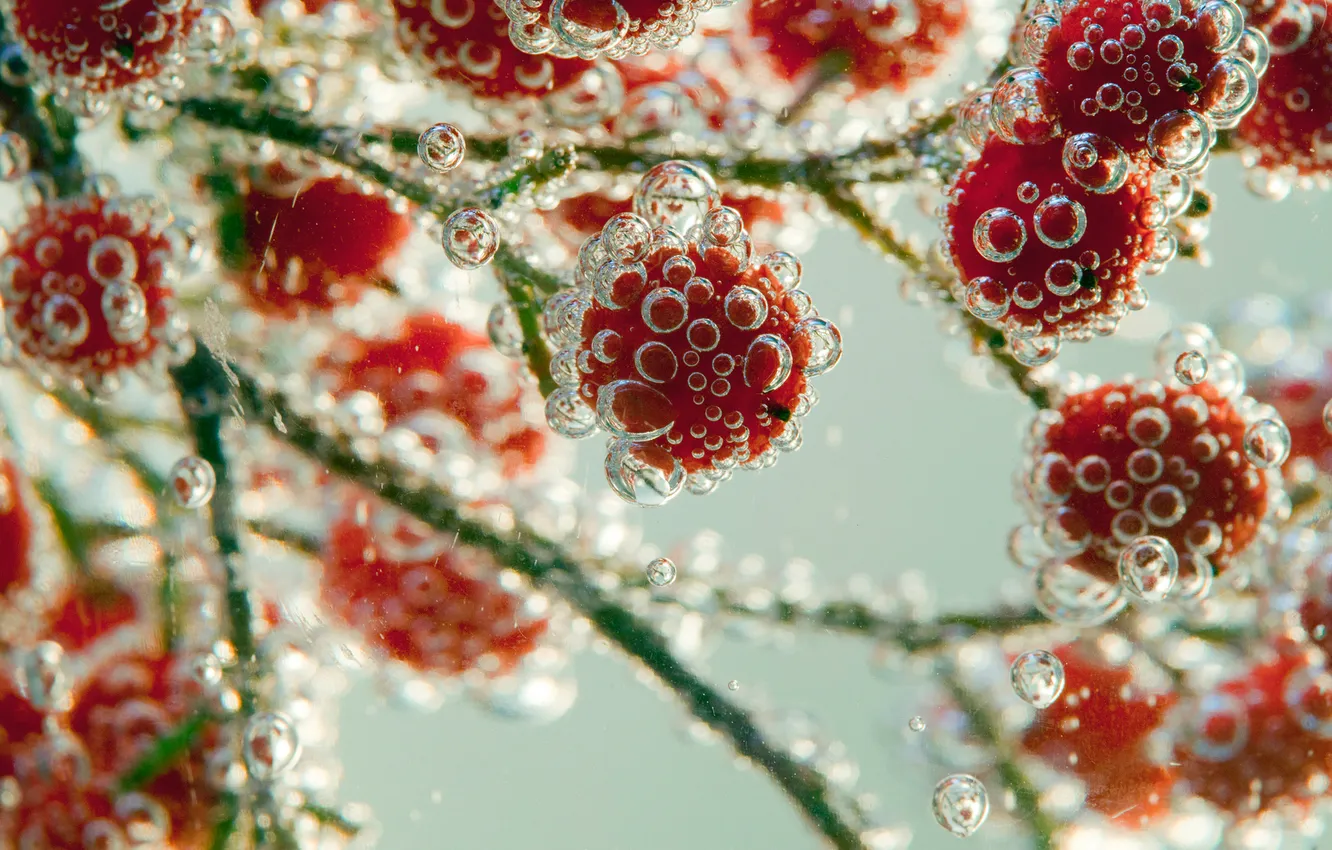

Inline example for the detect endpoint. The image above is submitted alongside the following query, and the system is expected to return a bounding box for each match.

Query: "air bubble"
[646,557,677,587]
[632,160,721,233]
[545,389,598,438]
[1203,58,1259,128]
[418,123,466,173]
[17,642,69,712]
[606,439,685,507]
[1117,535,1178,602]
[909,716,926,732]
[641,287,689,334]
[596,380,674,440]
[744,334,794,393]
[932,774,989,838]
[973,208,1027,262]
[1033,196,1087,249]
[442,208,499,270]
[965,277,1009,319]
[1146,110,1213,171]
[242,712,301,782]
[724,286,768,331]
[1010,650,1065,709]
[1174,350,1207,384]
[762,252,802,289]
[1243,418,1291,468]
[170,456,216,509]
[634,341,679,384]
[602,213,652,263]
[794,318,842,376]
[991,68,1063,145]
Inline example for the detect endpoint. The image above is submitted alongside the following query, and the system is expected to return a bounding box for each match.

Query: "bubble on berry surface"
[1323,398,1332,435]
[549,0,631,54]
[16,641,70,712]
[1203,58,1259,128]
[1010,649,1066,709]
[794,318,843,376]
[418,123,466,173]
[443,208,499,270]
[909,716,927,732]
[546,388,598,438]
[958,88,995,148]
[1196,0,1244,52]
[596,380,675,440]
[1283,665,1332,737]
[242,711,302,782]
[1117,535,1179,601]
[762,252,802,290]
[744,335,794,393]
[632,160,721,233]
[1034,559,1126,626]
[602,213,652,264]
[605,439,685,507]
[169,456,216,509]
[965,276,1010,320]
[1061,133,1130,193]
[932,773,989,838]
[1012,334,1062,367]
[1234,27,1269,75]
[1147,110,1214,171]
[992,68,1063,145]
[646,557,678,587]
[972,207,1027,262]
[1243,418,1291,468]
[1185,690,1250,761]
[1033,196,1087,249]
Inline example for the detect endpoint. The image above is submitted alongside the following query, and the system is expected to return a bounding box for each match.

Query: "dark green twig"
[0,47,85,195]
[118,711,213,792]
[300,803,364,838]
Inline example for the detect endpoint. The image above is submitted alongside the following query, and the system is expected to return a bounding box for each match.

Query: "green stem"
[300,803,363,838]
[0,49,85,195]
[500,274,557,397]
[117,711,212,792]
[211,348,868,850]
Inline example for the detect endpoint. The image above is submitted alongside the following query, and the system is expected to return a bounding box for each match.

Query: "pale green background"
[333,160,1329,849]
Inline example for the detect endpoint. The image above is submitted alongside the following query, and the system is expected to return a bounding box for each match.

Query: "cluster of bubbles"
[497,0,726,60]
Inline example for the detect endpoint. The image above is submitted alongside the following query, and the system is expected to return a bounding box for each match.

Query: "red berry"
[390,0,598,103]
[1017,0,1257,167]
[5,0,203,110]
[944,136,1160,357]
[1235,0,1332,183]
[248,0,336,13]
[44,578,140,652]
[1019,641,1177,824]
[0,459,33,601]
[547,195,841,503]
[548,189,789,250]
[324,313,548,473]
[497,0,713,57]
[224,165,412,317]
[321,498,549,676]
[1175,642,1332,816]
[0,667,44,755]
[67,649,222,846]
[747,0,968,96]
[0,191,191,393]
[1016,376,1275,587]
[1248,350,1332,475]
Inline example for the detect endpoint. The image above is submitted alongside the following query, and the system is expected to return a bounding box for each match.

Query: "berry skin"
[0,459,32,601]
[220,165,412,317]
[3,0,202,111]
[1174,642,1332,817]
[1019,642,1177,825]
[0,191,190,393]
[1248,351,1332,475]
[747,0,968,96]
[944,136,1159,356]
[324,313,548,474]
[321,499,549,677]
[497,0,714,58]
[1016,377,1273,586]
[390,0,597,103]
[44,578,140,652]
[547,202,841,502]
[1235,0,1332,182]
[1016,0,1257,167]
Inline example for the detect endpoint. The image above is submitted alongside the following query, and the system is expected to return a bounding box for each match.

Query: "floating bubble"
[728,679,739,691]
[418,123,466,173]
[632,160,721,233]
[646,557,677,587]
[909,716,926,732]
[1118,535,1179,602]
[242,712,301,782]
[169,456,216,509]
[1174,350,1208,385]
[442,208,499,270]
[1009,649,1066,709]
[486,302,524,359]
[1034,559,1126,626]
[1243,418,1291,468]
[17,641,70,712]
[932,774,989,838]
[605,439,685,507]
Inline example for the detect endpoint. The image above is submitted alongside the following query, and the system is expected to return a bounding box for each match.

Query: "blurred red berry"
[497,0,714,57]
[223,165,411,317]
[548,189,788,249]
[0,459,32,600]
[0,192,190,392]
[1018,379,1272,585]
[324,313,548,473]
[945,136,1159,355]
[248,0,336,13]
[5,0,203,107]
[1248,353,1332,475]
[1019,642,1177,825]
[44,578,140,652]
[748,0,968,96]
[390,0,597,103]
[321,498,549,676]
[1235,0,1332,180]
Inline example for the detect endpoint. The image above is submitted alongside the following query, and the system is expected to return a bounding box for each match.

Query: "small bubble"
[646,557,678,587]
[1118,535,1179,602]
[442,208,499,270]
[1174,350,1208,385]
[932,774,989,838]
[242,712,301,782]
[1010,650,1066,709]
[908,716,926,732]
[418,123,466,173]
[1322,399,1332,434]
[17,641,70,711]
[191,653,224,688]
[1243,418,1291,468]
[973,207,1027,262]
[508,130,544,160]
[728,680,740,691]
[169,456,216,509]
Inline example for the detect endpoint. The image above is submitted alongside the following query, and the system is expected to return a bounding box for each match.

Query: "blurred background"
[328,157,1328,850]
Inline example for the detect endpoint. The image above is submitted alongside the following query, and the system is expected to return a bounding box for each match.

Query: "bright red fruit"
[44,579,140,652]
[1021,0,1256,167]
[1175,642,1332,817]
[944,136,1159,356]
[324,313,548,473]
[747,0,968,96]
[5,0,203,109]
[1235,0,1332,182]
[1019,641,1177,825]
[0,460,32,601]
[225,165,412,317]
[1017,378,1273,585]
[390,0,597,103]
[0,191,190,393]
[1248,351,1332,475]
[321,498,549,676]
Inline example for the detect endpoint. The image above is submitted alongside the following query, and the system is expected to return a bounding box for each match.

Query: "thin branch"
[117,711,213,792]
[213,347,869,850]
